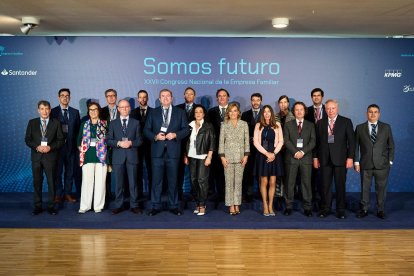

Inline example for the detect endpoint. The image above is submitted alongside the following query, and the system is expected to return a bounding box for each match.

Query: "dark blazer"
[101,105,120,122]
[25,117,65,162]
[284,119,316,165]
[131,106,153,132]
[176,103,202,122]
[207,106,224,146]
[143,106,189,159]
[305,104,327,124]
[106,117,143,165]
[314,115,355,166]
[354,121,395,170]
[241,109,262,140]
[51,105,81,152]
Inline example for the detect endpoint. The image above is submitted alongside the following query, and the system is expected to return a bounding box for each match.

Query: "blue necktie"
[371,124,377,143]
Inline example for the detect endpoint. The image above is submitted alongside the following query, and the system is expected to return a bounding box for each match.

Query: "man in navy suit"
[354,104,395,219]
[206,88,229,205]
[51,88,80,203]
[241,92,262,202]
[313,99,355,219]
[176,87,202,201]
[107,99,143,214]
[144,89,189,216]
[25,100,64,215]
[131,89,153,207]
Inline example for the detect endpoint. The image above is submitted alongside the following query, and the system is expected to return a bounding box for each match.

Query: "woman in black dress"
[253,105,284,216]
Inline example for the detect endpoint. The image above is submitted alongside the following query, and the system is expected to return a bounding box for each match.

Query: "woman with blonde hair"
[218,103,250,215]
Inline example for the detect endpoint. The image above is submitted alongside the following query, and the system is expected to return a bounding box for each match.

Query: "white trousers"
[80,163,107,212]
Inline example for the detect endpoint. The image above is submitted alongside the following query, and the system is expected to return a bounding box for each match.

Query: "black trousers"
[189,157,210,206]
[320,162,347,213]
[32,158,56,209]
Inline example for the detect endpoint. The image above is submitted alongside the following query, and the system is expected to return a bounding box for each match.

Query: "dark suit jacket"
[176,103,202,122]
[241,109,262,140]
[207,106,224,146]
[101,105,120,122]
[51,105,81,152]
[25,117,65,162]
[131,106,153,132]
[284,119,316,165]
[106,117,143,165]
[305,104,327,124]
[314,115,355,166]
[143,106,189,159]
[354,121,395,170]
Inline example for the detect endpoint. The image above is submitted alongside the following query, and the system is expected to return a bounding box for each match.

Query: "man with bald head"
[107,99,143,215]
[313,99,355,219]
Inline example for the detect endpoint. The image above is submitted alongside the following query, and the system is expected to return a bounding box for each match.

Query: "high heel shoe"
[193,206,200,214]
[229,207,236,215]
[197,206,206,216]
[235,206,240,214]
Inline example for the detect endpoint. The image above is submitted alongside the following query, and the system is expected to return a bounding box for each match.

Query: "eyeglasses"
[106,94,116,98]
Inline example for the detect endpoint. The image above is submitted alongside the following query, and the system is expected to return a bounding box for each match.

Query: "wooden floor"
[1,229,414,275]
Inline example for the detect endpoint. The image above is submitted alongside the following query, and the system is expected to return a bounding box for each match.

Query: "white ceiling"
[0,0,413,37]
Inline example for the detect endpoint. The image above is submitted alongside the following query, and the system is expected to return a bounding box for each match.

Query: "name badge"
[297,138,304,148]
[90,138,97,147]
[62,124,68,133]
[160,126,168,133]
[41,137,48,146]
[122,137,129,142]
[328,135,335,144]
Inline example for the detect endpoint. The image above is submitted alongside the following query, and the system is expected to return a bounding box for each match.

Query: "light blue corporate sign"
[0,37,413,192]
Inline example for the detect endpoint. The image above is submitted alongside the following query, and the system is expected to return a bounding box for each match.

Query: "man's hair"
[184,87,196,96]
[367,104,380,111]
[105,88,117,97]
[58,88,70,96]
[137,89,148,97]
[159,88,173,97]
[311,88,324,97]
[216,88,229,98]
[250,92,262,101]
[292,101,308,116]
[37,100,51,108]
[325,99,338,106]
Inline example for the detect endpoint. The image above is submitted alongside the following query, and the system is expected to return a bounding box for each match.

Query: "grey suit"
[354,121,395,212]
[283,119,316,210]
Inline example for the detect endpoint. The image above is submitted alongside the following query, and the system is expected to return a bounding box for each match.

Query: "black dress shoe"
[318,211,329,218]
[304,210,313,217]
[170,208,183,216]
[376,211,386,219]
[47,207,58,215]
[31,208,43,215]
[111,207,124,215]
[336,211,346,219]
[356,210,368,218]
[131,207,143,214]
[283,209,292,216]
[147,209,161,216]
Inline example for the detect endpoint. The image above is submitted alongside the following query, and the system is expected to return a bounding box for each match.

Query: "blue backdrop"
[0,37,413,192]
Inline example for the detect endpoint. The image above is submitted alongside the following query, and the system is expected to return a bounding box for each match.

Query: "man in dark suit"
[176,87,201,201]
[283,102,316,217]
[100,88,120,207]
[241,92,262,202]
[304,88,327,210]
[25,100,65,215]
[107,99,143,215]
[51,88,80,203]
[207,88,229,205]
[144,89,189,216]
[131,89,153,207]
[313,99,355,219]
[354,104,395,219]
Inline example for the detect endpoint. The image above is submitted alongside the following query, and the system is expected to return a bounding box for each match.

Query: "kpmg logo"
[1,68,37,76]
[403,85,414,93]
[384,69,402,78]
[0,45,23,57]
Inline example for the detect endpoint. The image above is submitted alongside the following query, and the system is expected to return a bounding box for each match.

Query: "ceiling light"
[20,17,39,35]
[272,18,289,29]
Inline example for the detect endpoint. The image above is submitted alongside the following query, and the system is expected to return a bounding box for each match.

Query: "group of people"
[25,87,395,220]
